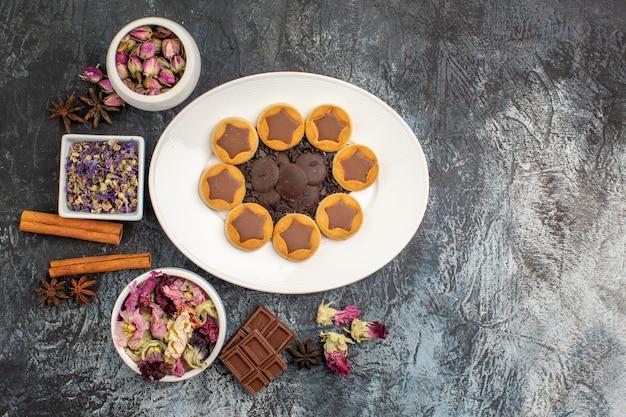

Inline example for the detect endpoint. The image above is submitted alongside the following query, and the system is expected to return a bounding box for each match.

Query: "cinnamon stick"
[20,210,123,245]
[48,252,152,278]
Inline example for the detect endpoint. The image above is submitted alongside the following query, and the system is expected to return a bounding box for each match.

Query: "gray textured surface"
[1,1,625,416]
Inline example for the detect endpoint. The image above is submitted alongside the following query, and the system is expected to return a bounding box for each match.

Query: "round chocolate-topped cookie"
[272,213,321,261]
[198,163,246,210]
[257,104,304,151]
[332,144,379,191]
[275,163,308,198]
[296,152,327,185]
[225,203,273,250]
[211,117,259,165]
[305,104,352,152]
[249,156,279,193]
[315,193,363,240]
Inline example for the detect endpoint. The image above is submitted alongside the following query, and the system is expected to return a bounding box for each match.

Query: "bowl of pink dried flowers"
[106,17,201,111]
[111,267,226,382]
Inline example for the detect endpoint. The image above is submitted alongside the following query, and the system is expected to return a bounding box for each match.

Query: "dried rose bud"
[103,92,124,106]
[80,66,103,83]
[138,41,156,60]
[157,56,170,69]
[152,38,162,55]
[153,26,173,39]
[130,25,153,41]
[162,38,180,60]
[98,78,114,93]
[143,77,162,90]
[123,78,135,90]
[116,62,130,79]
[116,51,128,65]
[142,56,160,78]
[117,34,136,52]
[157,68,176,86]
[170,55,186,74]
[127,53,143,76]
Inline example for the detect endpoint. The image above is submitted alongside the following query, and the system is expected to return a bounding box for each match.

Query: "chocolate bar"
[220,305,296,395]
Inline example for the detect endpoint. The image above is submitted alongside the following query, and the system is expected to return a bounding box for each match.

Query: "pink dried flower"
[150,304,168,341]
[344,318,389,342]
[170,54,186,73]
[130,25,153,41]
[116,51,128,65]
[171,357,185,377]
[332,305,361,325]
[142,56,160,78]
[114,309,149,349]
[138,41,156,60]
[80,66,103,83]
[98,78,113,93]
[198,316,219,343]
[324,351,351,377]
[103,92,124,107]
[116,61,130,79]
[317,301,361,325]
[162,38,180,59]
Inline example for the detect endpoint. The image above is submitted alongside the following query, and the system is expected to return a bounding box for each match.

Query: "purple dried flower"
[138,351,167,381]
[198,316,219,343]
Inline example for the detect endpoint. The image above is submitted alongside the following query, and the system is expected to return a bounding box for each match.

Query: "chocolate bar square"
[220,305,296,395]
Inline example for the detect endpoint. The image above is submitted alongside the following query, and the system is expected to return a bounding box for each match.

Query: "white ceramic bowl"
[110,267,227,382]
[58,134,145,221]
[106,17,201,111]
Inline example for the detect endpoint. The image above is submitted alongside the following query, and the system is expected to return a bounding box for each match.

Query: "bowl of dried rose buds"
[106,16,201,111]
[111,267,227,382]
[58,134,145,221]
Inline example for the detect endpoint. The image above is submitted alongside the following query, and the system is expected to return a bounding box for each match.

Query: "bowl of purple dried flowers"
[58,134,145,221]
[106,16,201,111]
[111,267,227,382]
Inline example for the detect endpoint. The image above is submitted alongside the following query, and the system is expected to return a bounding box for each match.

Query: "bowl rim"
[58,133,145,221]
[105,16,201,111]
[110,267,227,382]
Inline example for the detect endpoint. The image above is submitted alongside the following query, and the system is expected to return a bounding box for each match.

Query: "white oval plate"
[149,72,429,294]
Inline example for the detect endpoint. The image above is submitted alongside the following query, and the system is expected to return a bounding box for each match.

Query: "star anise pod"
[34,277,70,307]
[80,87,120,128]
[47,91,87,133]
[287,338,322,369]
[69,275,98,305]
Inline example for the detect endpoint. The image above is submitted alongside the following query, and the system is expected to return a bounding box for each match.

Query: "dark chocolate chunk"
[296,152,327,185]
[250,157,279,192]
[237,140,349,222]
[275,164,307,198]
